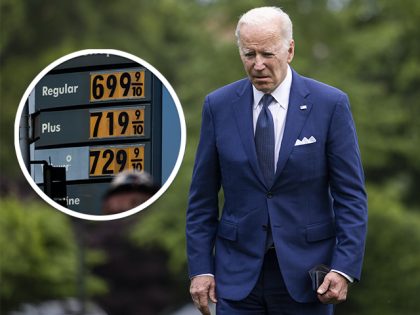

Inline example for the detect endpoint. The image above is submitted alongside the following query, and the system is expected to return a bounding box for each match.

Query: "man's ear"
[287,40,295,63]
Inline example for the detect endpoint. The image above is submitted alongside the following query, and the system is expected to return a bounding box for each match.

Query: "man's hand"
[317,271,349,304]
[190,275,217,315]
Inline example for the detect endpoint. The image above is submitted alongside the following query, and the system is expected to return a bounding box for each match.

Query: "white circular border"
[14,49,187,221]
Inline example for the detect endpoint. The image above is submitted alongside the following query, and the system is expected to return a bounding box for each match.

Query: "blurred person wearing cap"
[102,170,159,215]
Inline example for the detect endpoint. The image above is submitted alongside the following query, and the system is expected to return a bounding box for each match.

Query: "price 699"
[91,70,144,100]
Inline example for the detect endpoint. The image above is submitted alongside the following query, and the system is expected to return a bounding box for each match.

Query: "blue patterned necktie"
[255,94,275,186]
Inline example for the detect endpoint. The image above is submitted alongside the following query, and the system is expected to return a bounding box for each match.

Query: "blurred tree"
[0,197,106,312]
[336,185,420,315]
[286,0,420,210]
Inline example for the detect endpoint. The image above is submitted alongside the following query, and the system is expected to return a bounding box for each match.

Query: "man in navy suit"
[186,6,367,315]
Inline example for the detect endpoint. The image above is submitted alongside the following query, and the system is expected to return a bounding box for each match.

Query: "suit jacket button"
[267,192,273,199]
[262,224,268,231]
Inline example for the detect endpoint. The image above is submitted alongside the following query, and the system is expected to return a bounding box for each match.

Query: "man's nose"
[254,55,265,71]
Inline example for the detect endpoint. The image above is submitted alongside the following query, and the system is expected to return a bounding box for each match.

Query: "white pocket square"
[294,136,316,146]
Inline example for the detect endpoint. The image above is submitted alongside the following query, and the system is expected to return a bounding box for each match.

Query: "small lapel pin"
[300,105,307,110]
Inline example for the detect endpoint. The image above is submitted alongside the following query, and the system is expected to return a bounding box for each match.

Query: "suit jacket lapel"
[275,70,312,180]
[232,80,267,188]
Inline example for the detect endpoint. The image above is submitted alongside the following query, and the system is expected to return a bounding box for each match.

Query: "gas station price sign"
[89,145,145,177]
[90,69,145,102]
[90,107,145,139]
[16,51,179,216]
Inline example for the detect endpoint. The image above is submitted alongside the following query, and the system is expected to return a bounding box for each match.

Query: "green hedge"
[0,197,106,312]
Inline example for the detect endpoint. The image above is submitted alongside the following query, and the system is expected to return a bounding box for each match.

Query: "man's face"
[239,23,294,93]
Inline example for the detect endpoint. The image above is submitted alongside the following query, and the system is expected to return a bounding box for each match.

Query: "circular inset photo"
[14,49,186,220]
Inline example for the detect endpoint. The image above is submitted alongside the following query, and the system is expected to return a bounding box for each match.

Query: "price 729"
[89,147,143,176]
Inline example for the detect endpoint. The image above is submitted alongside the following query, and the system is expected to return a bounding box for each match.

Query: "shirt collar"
[252,65,292,110]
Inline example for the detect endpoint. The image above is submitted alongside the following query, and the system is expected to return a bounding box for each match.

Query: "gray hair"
[235,7,293,49]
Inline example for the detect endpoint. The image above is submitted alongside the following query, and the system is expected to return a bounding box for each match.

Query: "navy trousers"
[216,249,333,315]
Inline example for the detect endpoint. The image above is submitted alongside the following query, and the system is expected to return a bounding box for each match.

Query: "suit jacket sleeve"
[327,93,368,280]
[186,96,221,278]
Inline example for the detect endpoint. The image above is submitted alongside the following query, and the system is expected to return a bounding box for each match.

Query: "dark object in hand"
[308,264,330,291]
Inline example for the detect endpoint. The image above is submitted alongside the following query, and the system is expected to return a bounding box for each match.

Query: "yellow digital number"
[90,70,145,101]
[89,146,144,176]
[89,108,144,139]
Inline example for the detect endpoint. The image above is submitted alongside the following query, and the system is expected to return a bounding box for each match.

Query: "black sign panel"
[32,143,151,182]
[32,146,88,183]
[35,68,152,110]
[35,72,89,110]
[34,105,151,148]
[66,182,110,214]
